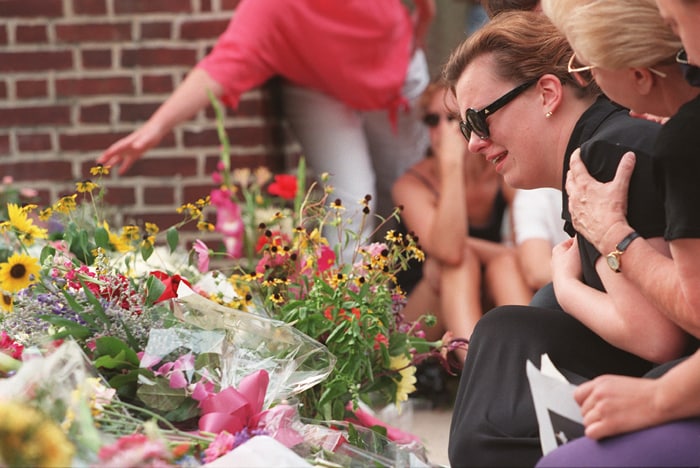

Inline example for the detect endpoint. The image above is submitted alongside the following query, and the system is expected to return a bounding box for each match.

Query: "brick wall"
[0,0,297,247]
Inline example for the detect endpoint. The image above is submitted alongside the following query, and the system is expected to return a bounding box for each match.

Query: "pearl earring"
[545,111,553,118]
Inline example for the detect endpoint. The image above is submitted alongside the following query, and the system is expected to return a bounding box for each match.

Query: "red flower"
[150,270,191,303]
[267,174,297,200]
[373,333,389,351]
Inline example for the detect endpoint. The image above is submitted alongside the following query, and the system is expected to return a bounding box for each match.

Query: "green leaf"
[37,315,91,339]
[136,377,187,412]
[145,275,166,306]
[94,225,110,250]
[166,227,179,252]
[141,242,154,261]
[40,245,56,264]
[79,281,110,324]
[163,398,201,422]
[94,336,140,366]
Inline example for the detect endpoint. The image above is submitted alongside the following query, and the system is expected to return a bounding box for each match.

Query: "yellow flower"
[0,253,41,293]
[1,292,12,313]
[389,354,417,410]
[53,194,77,214]
[89,164,110,176]
[0,401,74,466]
[76,179,98,193]
[102,222,131,253]
[4,203,48,245]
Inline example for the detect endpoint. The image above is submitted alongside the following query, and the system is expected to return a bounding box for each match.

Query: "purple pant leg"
[536,418,700,467]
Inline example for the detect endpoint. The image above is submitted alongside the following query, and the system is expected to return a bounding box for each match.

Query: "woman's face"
[424,89,455,149]
[655,0,700,65]
[453,54,551,189]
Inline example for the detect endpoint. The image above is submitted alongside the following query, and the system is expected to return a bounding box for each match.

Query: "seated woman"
[392,80,532,362]
[442,11,691,466]
[533,0,700,465]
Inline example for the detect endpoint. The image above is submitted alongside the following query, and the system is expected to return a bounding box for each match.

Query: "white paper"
[526,354,585,455]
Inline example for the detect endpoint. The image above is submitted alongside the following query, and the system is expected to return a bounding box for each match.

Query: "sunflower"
[0,293,12,313]
[0,253,41,293]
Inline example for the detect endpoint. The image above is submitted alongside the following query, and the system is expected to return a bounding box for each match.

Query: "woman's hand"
[575,375,663,439]
[566,149,635,252]
[551,236,581,285]
[98,121,165,175]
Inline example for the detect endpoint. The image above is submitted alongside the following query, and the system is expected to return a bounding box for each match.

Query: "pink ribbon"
[198,370,303,447]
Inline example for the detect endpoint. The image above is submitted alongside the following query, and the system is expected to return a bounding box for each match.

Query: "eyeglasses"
[677,48,689,65]
[459,79,538,141]
[568,52,667,87]
[422,113,457,128]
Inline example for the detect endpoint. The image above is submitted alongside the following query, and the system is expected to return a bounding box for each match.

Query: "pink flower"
[193,239,210,273]
[0,331,23,360]
[317,244,336,273]
[150,271,191,303]
[210,188,244,258]
[98,433,171,466]
[203,431,237,463]
[267,174,297,200]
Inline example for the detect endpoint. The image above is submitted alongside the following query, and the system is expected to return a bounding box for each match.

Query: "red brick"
[141,74,173,94]
[0,80,7,99]
[56,77,133,97]
[144,186,175,205]
[0,106,70,127]
[72,0,108,15]
[82,49,113,69]
[127,212,186,231]
[201,0,213,12]
[17,133,53,152]
[114,0,191,14]
[2,0,63,17]
[121,47,197,68]
[128,156,197,177]
[140,22,172,40]
[221,0,241,10]
[180,19,229,40]
[16,24,48,43]
[101,186,136,206]
[56,23,132,43]
[0,135,9,156]
[79,103,111,124]
[183,183,217,203]
[0,51,73,72]
[119,102,160,123]
[60,131,138,151]
[0,161,72,181]
[16,79,48,99]
[0,25,7,45]
[184,126,276,148]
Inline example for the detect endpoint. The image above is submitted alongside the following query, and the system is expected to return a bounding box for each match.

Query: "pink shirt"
[197,0,414,112]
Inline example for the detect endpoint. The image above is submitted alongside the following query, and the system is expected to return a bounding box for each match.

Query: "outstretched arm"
[98,68,223,175]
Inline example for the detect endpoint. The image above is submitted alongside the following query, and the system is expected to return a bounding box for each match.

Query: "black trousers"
[448,300,654,467]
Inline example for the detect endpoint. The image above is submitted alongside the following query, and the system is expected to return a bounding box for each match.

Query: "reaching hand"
[566,149,635,251]
[575,374,664,440]
[98,122,164,175]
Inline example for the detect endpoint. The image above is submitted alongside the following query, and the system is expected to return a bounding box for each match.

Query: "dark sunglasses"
[422,113,457,128]
[459,78,538,141]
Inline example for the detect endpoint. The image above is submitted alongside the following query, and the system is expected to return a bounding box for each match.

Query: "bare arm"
[567,149,700,337]
[98,68,223,175]
[552,236,687,363]
[410,0,436,50]
[516,238,554,290]
[575,349,700,439]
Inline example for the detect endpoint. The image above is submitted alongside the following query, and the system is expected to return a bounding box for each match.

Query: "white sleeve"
[512,188,569,245]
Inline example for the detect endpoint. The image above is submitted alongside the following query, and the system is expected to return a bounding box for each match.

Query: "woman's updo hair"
[442,10,600,99]
[541,0,681,70]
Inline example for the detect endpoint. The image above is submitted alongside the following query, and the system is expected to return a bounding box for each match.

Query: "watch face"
[606,253,620,272]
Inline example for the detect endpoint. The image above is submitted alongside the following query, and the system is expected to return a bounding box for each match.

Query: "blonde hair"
[442,11,600,98]
[541,0,681,69]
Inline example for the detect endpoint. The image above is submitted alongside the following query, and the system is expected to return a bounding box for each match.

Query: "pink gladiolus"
[192,239,210,273]
[0,331,23,360]
[210,189,244,258]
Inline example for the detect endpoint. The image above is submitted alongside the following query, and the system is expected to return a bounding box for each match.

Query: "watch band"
[616,231,641,252]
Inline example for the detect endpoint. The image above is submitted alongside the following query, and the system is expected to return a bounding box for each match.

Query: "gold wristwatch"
[605,231,640,273]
